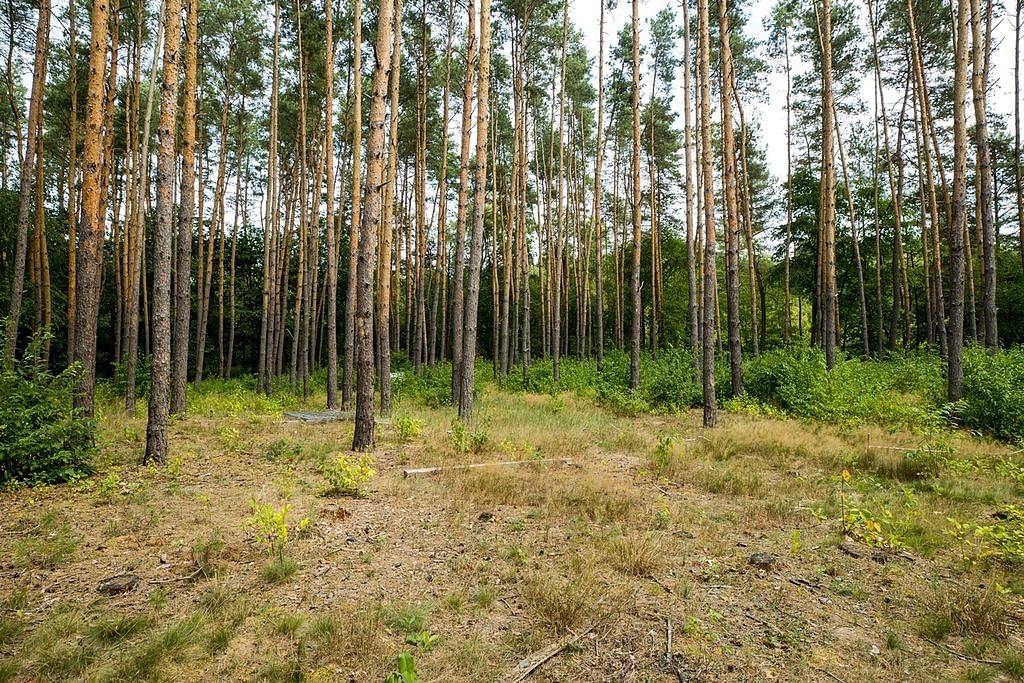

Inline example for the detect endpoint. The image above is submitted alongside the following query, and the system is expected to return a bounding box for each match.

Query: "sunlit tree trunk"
[72,0,112,416]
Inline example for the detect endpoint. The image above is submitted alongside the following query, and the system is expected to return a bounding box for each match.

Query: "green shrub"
[960,347,1024,442]
[319,454,375,496]
[394,416,424,442]
[0,334,94,485]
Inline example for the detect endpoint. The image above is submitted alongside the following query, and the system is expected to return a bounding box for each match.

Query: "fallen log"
[402,458,574,478]
[498,623,595,682]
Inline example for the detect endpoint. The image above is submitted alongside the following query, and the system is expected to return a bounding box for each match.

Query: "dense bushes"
[1,337,95,485]
[744,349,944,430]
[960,347,1024,443]
[331,343,1023,444]
[472,345,1024,443]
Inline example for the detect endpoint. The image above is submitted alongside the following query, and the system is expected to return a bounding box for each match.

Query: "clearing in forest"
[1,382,1023,682]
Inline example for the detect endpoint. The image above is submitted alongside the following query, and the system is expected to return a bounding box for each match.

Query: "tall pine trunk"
[353,0,395,450]
[457,0,491,422]
[144,0,182,464]
[172,0,198,413]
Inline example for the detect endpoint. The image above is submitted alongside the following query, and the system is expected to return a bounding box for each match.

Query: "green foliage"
[318,454,375,496]
[0,334,95,485]
[384,652,419,683]
[745,348,943,429]
[394,416,424,442]
[948,505,1024,566]
[959,347,1024,442]
[246,501,291,558]
[449,420,489,455]
[394,364,454,408]
[404,630,439,652]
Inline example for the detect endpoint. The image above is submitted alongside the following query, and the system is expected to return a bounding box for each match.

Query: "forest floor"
[1,380,1023,682]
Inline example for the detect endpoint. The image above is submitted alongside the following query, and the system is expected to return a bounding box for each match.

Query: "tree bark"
[5,0,49,364]
[970,0,997,350]
[628,0,642,391]
[172,0,199,413]
[343,0,363,410]
[698,0,717,428]
[71,0,112,416]
[719,0,744,390]
[145,0,182,465]
[818,0,838,369]
[353,0,395,450]
[451,0,476,406]
[949,0,970,402]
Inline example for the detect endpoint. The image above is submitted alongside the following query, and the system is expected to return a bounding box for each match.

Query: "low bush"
[0,333,94,485]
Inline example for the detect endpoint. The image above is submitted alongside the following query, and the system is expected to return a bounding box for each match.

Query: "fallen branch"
[921,637,1002,665]
[499,623,595,682]
[403,458,573,478]
[815,669,848,683]
[147,566,205,585]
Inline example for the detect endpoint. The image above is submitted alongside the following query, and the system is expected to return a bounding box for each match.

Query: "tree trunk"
[259,0,282,395]
[719,0,744,391]
[353,0,395,450]
[457,0,491,422]
[144,0,182,465]
[71,0,112,416]
[948,0,970,402]
[451,0,476,406]
[66,0,79,354]
[698,0,717,428]
[377,0,403,416]
[343,0,363,410]
[818,0,838,370]
[172,0,198,413]
[5,0,49,364]
[970,0,997,350]
[628,0,642,391]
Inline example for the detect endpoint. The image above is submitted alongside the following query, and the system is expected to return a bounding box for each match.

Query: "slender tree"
[949,0,970,401]
[172,0,199,414]
[353,0,395,450]
[698,0,716,427]
[970,0,997,350]
[628,0,641,391]
[458,0,491,421]
[145,0,183,464]
[818,0,837,369]
[720,0,744,391]
[71,0,112,416]
[5,0,50,364]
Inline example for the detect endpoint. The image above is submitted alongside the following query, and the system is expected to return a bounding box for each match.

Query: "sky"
[572,0,1021,181]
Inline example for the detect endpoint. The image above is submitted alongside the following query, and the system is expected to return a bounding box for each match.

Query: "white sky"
[572,0,1021,180]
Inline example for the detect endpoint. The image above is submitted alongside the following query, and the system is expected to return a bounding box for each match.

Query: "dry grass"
[606,532,666,577]
[918,584,1010,640]
[521,569,601,634]
[3,380,1023,682]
